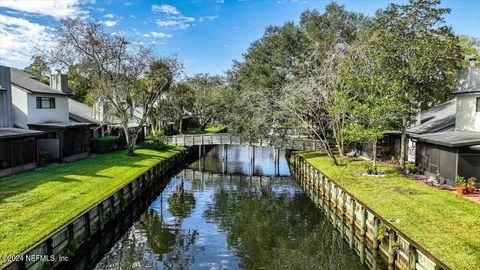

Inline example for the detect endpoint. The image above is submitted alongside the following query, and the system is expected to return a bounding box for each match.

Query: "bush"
[455,175,466,187]
[364,162,378,175]
[38,151,50,167]
[467,177,477,188]
[91,136,118,154]
[405,163,418,174]
[143,131,166,150]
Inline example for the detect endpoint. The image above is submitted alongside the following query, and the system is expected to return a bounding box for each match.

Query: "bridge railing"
[165,133,325,150]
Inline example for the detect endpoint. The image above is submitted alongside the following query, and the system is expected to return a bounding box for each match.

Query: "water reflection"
[95,146,369,269]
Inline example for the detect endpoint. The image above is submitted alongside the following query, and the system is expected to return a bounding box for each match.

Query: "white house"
[0,66,44,177]
[6,66,94,162]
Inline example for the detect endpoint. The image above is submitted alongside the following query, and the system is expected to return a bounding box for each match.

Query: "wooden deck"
[166,133,324,150]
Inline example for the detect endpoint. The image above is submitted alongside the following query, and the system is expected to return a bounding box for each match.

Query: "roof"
[410,131,480,148]
[408,99,456,135]
[0,128,44,139]
[9,68,68,96]
[453,84,480,95]
[29,122,94,129]
[68,98,100,125]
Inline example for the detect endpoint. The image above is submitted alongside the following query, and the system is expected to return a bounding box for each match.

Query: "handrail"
[165,133,325,150]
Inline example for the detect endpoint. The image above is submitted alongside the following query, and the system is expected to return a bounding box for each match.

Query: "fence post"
[408,245,418,270]
[388,231,397,266]
[373,217,379,250]
[360,207,367,236]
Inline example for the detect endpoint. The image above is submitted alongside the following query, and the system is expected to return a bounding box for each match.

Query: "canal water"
[94,146,372,269]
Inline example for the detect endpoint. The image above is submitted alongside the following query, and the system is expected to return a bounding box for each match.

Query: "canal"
[94,145,379,269]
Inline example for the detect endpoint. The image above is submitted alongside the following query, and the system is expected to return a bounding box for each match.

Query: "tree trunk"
[178,111,183,134]
[372,139,377,171]
[124,124,140,156]
[200,121,208,131]
[128,131,140,156]
[400,117,407,169]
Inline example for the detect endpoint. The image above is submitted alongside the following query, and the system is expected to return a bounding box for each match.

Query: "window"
[36,97,55,109]
[477,97,480,112]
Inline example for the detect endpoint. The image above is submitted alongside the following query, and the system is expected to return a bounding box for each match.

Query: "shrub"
[455,175,466,187]
[405,163,418,174]
[38,151,50,167]
[364,162,378,175]
[91,136,118,154]
[143,131,166,150]
[467,177,477,188]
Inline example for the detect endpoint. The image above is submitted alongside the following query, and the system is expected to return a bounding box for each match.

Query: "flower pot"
[466,186,476,193]
[456,187,466,194]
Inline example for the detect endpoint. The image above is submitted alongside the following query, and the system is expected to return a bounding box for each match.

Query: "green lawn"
[184,124,226,134]
[0,146,184,263]
[299,151,480,270]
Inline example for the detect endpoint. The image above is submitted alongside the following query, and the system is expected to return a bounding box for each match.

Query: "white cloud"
[0,14,54,67]
[152,4,179,15]
[96,7,105,12]
[150,31,172,38]
[199,15,218,22]
[0,0,89,20]
[102,20,117,27]
[103,13,114,18]
[177,15,195,22]
[156,19,191,29]
[216,0,225,3]
[152,4,197,30]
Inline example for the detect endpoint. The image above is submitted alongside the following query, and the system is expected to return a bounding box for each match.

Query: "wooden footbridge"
[165,133,324,150]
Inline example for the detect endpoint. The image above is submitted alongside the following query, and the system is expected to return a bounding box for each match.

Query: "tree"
[225,22,309,140]
[369,0,463,169]
[67,64,92,104]
[46,18,179,155]
[184,73,225,131]
[24,56,50,84]
[458,36,480,67]
[168,82,193,134]
[280,76,339,165]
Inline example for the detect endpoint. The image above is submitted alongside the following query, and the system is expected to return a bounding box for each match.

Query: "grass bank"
[299,151,480,270]
[184,124,226,134]
[0,146,184,263]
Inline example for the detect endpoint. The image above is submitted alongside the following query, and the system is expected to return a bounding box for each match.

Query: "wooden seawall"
[289,152,449,270]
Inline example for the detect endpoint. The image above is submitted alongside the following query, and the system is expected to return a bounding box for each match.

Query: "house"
[0,66,44,177]
[409,57,480,185]
[92,101,151,140]
[8,67,95,162]
[68,98,109,138]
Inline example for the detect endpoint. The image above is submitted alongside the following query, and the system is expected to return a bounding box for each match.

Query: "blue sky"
[0,0,479,76]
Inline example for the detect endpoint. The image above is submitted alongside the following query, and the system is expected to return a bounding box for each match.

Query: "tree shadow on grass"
[0,148,177,204]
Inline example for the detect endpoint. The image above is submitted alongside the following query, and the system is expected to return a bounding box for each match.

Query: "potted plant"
[455,175,466,194]
[466,177,477,193]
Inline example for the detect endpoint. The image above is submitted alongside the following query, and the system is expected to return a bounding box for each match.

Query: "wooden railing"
[166,133,325,150]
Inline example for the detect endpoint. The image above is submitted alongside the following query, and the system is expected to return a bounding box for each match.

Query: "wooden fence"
[290,152,450,270]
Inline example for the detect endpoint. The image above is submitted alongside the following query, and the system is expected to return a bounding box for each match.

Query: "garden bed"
[298,151,480,270]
